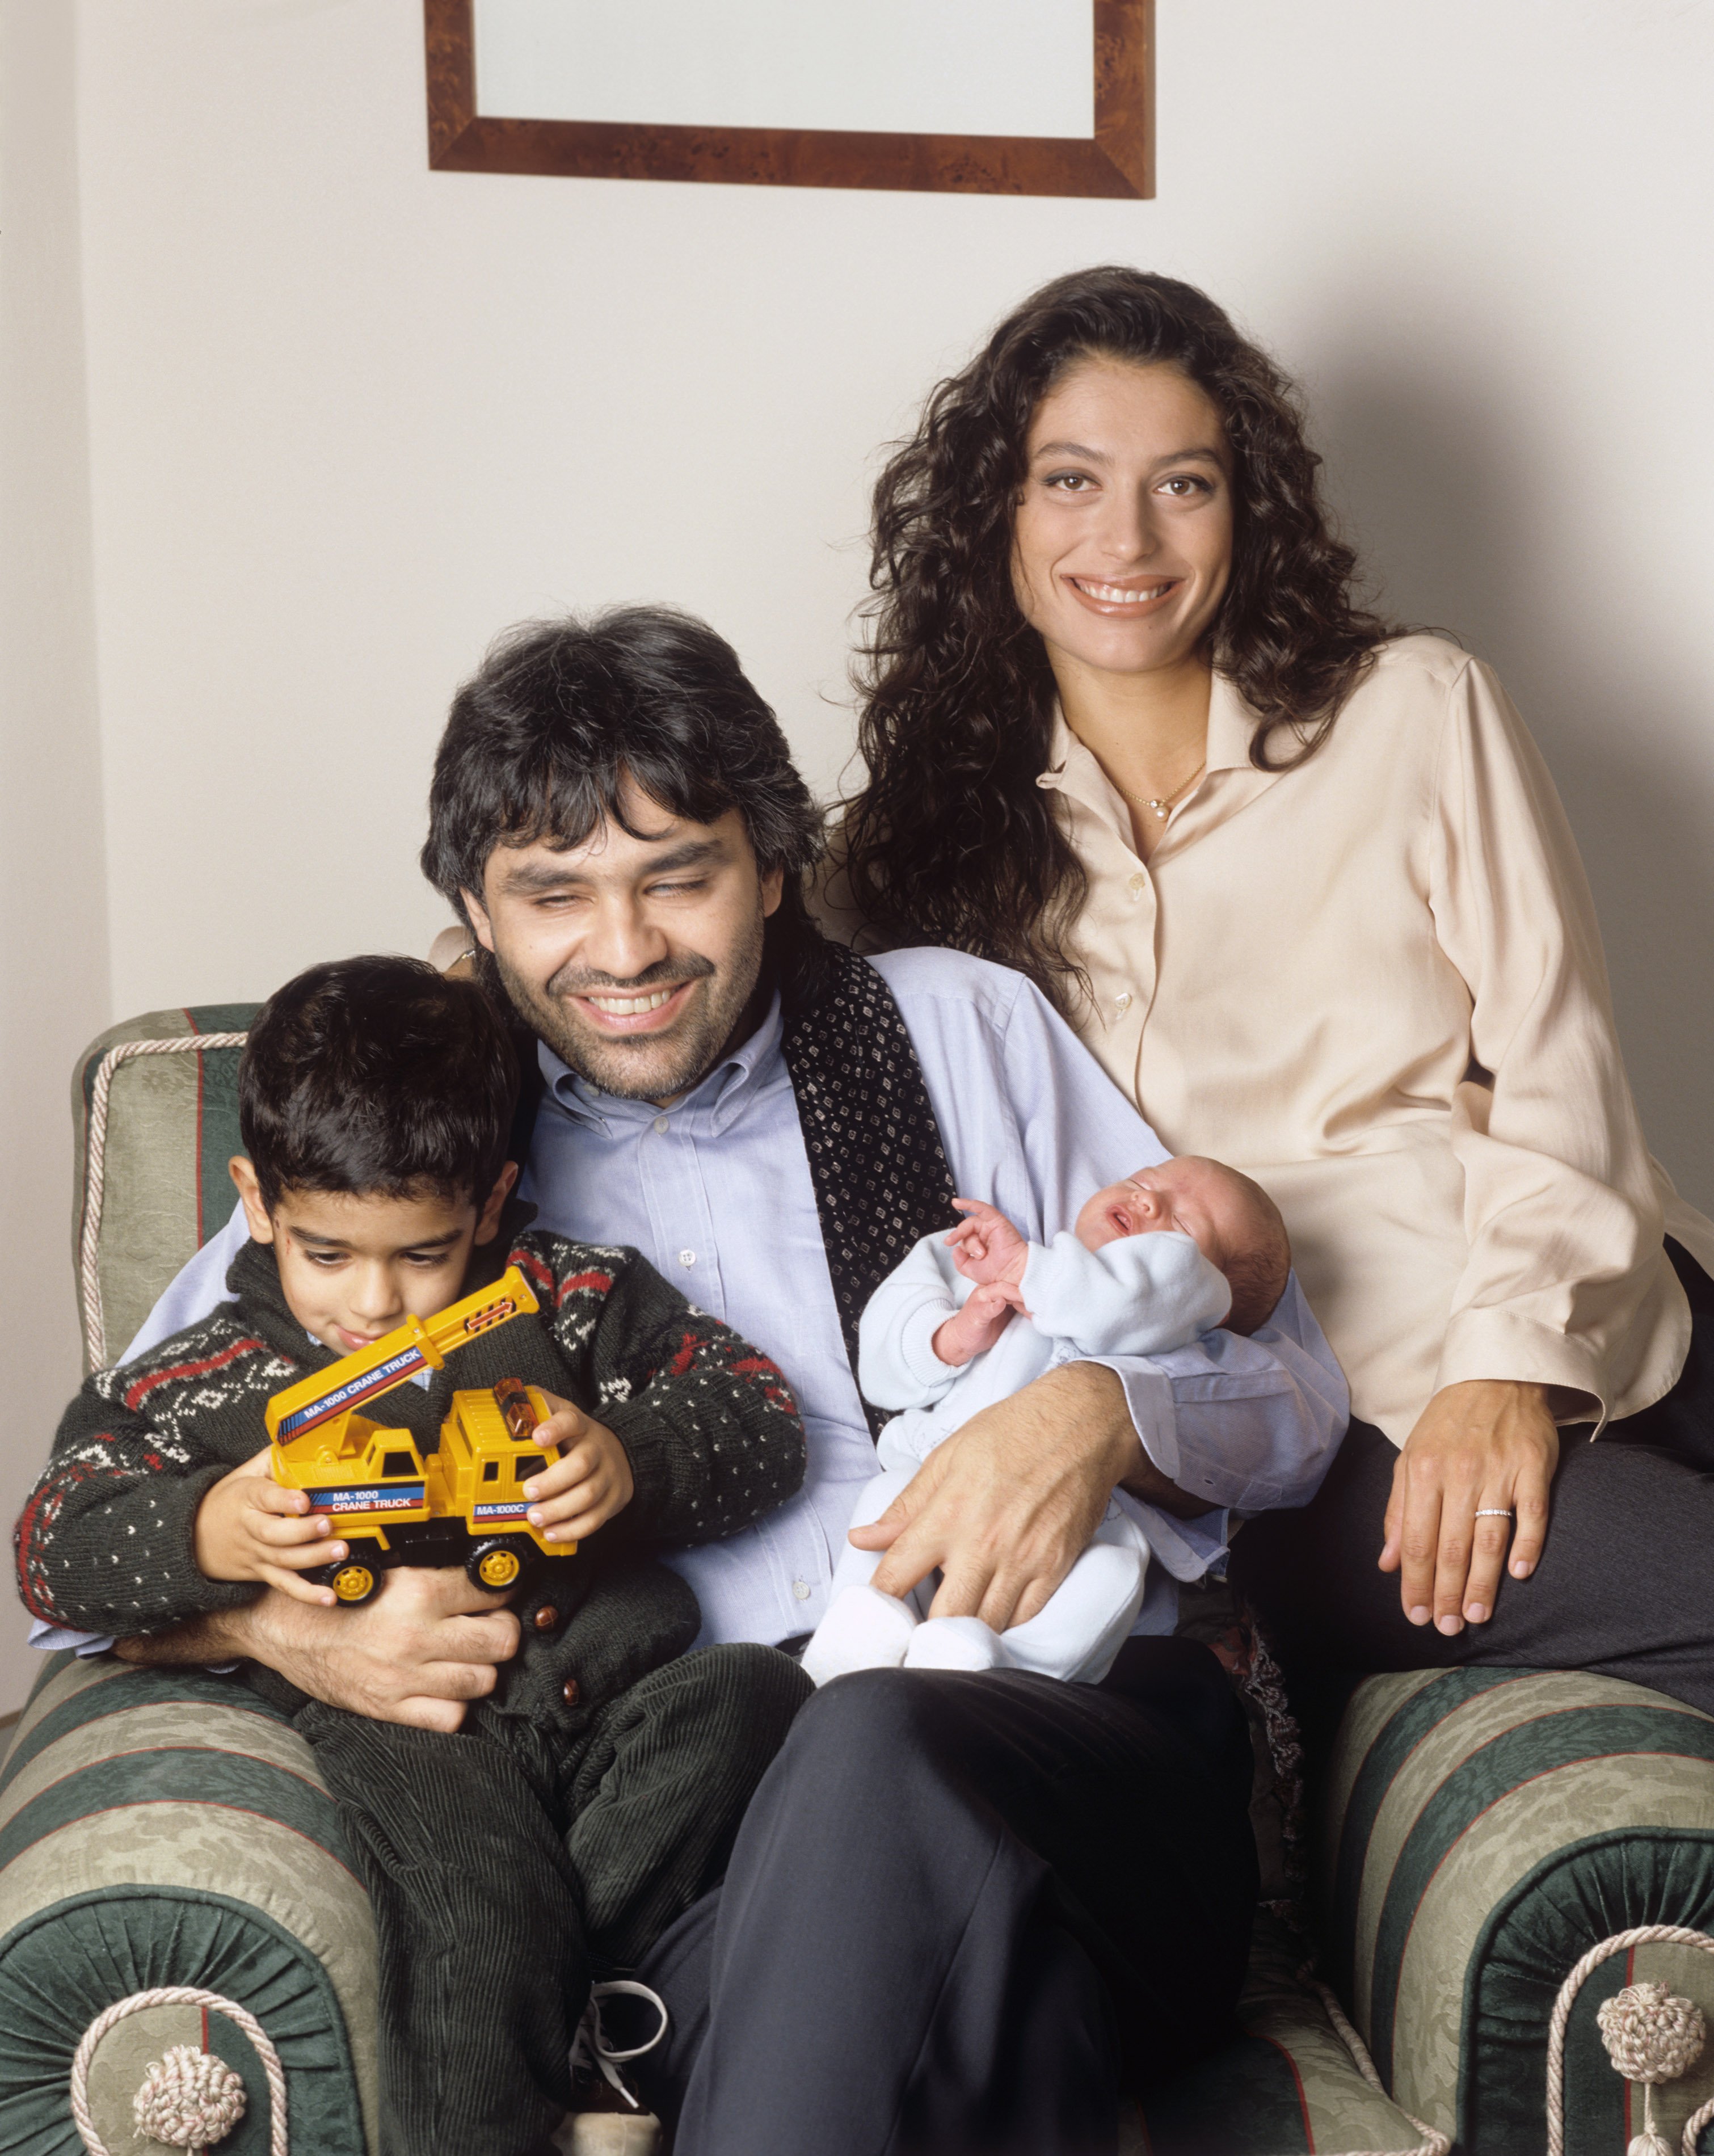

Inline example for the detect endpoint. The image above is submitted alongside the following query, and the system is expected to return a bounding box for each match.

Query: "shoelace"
[568,1980,670,2110]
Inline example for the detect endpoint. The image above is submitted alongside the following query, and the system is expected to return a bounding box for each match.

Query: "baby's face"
[1075,1158,1245,1270]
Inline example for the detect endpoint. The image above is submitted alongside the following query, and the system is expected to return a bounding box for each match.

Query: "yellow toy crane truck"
[265,1265,577,1605]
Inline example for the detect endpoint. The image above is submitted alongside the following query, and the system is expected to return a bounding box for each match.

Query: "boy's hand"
[522,1391,634,1542]
[195,1446,345,1607]
[933,1280,1027,1367]
[945,1198,1029,1287]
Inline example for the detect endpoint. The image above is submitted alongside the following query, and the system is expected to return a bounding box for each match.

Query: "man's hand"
[521,1391,634,1542]
[1379,1379,1560,1633]
[852,1361,1154,1631]
[116,1565,522,1731]
[945,1198,1030,1288]
[931,1280,1026,1368]
[194,1446,345,1606]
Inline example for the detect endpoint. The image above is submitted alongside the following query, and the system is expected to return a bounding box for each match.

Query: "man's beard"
[490,914,767,1102]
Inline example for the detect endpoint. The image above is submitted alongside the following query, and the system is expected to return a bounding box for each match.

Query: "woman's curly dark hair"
[840,266,1394,1005]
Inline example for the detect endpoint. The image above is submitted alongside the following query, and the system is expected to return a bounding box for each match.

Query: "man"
[109,607,1346,2152]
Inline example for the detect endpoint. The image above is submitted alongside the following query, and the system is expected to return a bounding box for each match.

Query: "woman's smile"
[1063,574,1182,615]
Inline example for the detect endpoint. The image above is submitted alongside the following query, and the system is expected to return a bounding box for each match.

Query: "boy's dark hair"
[239,956,519,1212]
[420,606,832,1005]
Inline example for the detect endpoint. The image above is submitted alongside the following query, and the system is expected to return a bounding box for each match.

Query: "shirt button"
[791,1579,811,1601]
[1128,873,1147,899]
[679,1249,696,1268]
[561,1678,580,1706]
[533,1605,559,1633]
[653,1115,669,1134]
[1114,991,1132,1014]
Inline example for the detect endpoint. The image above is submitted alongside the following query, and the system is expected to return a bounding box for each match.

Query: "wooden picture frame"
[424,0,1153,200]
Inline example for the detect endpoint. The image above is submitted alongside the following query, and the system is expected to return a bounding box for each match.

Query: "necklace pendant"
[1152,802,1169,819]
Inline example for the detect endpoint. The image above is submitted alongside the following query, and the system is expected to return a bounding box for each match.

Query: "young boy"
[16,956,811,2156]
[804,1155,1290,1687]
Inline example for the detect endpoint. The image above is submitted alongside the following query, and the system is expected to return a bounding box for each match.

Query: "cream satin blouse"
[1041,634,1714,1445]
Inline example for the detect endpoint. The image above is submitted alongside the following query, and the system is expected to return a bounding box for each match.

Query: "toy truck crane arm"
[264,1266,541,1447]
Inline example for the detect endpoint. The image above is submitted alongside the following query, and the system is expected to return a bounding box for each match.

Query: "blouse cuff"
[1434,1309,1606,1431]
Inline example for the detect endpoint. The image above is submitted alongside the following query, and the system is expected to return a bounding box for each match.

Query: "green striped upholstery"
[1137,1911,1435,2153]
[1319,1667,1714,2154]
[71,1004,260,1371]
[0,1653,377,2154]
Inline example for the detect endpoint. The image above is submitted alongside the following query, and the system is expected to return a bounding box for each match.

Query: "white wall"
[5,1,1713,1701]
[0,0,111,1704]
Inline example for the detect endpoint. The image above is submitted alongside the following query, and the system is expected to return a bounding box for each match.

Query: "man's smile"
[568,978,700,1035]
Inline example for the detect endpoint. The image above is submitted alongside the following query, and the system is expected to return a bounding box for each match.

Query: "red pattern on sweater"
[123,1336,268,1413]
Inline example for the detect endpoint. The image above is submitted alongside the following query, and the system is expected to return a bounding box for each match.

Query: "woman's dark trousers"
[297,1641,811,2156]
[630,1636,1260,2156]
[1231,1240,1714,1718]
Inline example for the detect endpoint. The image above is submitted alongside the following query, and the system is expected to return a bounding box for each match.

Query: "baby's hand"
[932,1279,1026,1367]
[195,1446,346,1607]
[945,1198,1030,1287]
[521,1391,635,1543]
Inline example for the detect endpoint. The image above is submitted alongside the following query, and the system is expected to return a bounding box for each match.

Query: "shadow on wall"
[1315,360,1714,1215]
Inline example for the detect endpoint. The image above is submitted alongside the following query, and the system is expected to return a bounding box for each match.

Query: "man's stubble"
[488,908,767,1104]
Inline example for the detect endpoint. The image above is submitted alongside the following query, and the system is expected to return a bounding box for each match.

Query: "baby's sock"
[901,1616,1012,1674]
[801,1583,920,1687]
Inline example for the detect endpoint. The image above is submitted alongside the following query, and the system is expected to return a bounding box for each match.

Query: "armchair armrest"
[1318,1667,1714,2153]
[0,1653,377,2153]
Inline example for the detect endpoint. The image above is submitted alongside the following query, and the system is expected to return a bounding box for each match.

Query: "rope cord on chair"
[1545,1926,1714,2156]
[1299,1969,1452,2156]
[69,1986,287,2154]
[77,1032,248,1365]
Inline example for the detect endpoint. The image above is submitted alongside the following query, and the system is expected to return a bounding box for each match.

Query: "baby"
[802,1156,1290,1687]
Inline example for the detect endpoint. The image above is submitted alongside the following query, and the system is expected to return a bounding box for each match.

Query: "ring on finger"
[1474,1507,1513,1518]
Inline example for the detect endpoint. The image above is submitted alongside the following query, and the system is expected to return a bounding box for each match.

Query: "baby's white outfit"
[801,1226,1232,1687]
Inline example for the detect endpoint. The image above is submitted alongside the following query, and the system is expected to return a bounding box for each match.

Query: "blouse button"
[1127,873,1147,899]
[1114,991,1133,1014]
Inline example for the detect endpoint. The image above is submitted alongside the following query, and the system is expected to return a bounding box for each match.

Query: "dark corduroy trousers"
[297,1641,811,2156]
[1231,1241,1714,1719]
[628,1637,1260,2156]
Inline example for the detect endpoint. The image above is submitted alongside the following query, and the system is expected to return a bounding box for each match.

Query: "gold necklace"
[1115,760,1207,822]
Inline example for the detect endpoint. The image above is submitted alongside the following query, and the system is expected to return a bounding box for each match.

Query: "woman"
[835,266,1714,1708]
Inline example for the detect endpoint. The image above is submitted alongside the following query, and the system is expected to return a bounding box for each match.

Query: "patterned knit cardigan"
[16,1229,805,1725]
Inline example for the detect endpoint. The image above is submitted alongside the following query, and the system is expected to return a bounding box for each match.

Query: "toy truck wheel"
[467,1537,533,1593]
[304,1554,381,1604]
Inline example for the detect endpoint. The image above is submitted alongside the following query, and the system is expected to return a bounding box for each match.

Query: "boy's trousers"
[295,1642,811,2156]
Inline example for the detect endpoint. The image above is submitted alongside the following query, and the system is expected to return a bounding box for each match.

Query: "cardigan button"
[533,1605,559,1633]
[562,1678,580,1706]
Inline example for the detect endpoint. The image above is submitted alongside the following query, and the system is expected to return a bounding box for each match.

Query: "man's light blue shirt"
[99,948,1346,1652]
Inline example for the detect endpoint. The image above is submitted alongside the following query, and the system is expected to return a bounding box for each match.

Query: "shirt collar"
[1035,672,1280,853]
[537,991,785,1133]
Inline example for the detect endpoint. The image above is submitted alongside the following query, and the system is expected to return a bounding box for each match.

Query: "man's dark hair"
[239,955,518,1212]
[421,607,831,1003]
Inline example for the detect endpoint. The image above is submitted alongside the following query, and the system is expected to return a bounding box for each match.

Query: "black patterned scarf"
[780,940,961,1439]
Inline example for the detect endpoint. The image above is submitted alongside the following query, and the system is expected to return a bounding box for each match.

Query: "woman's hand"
[194,1445,346,1606]
[521,1390,634,1542]
[1379,1380,1560,1631]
